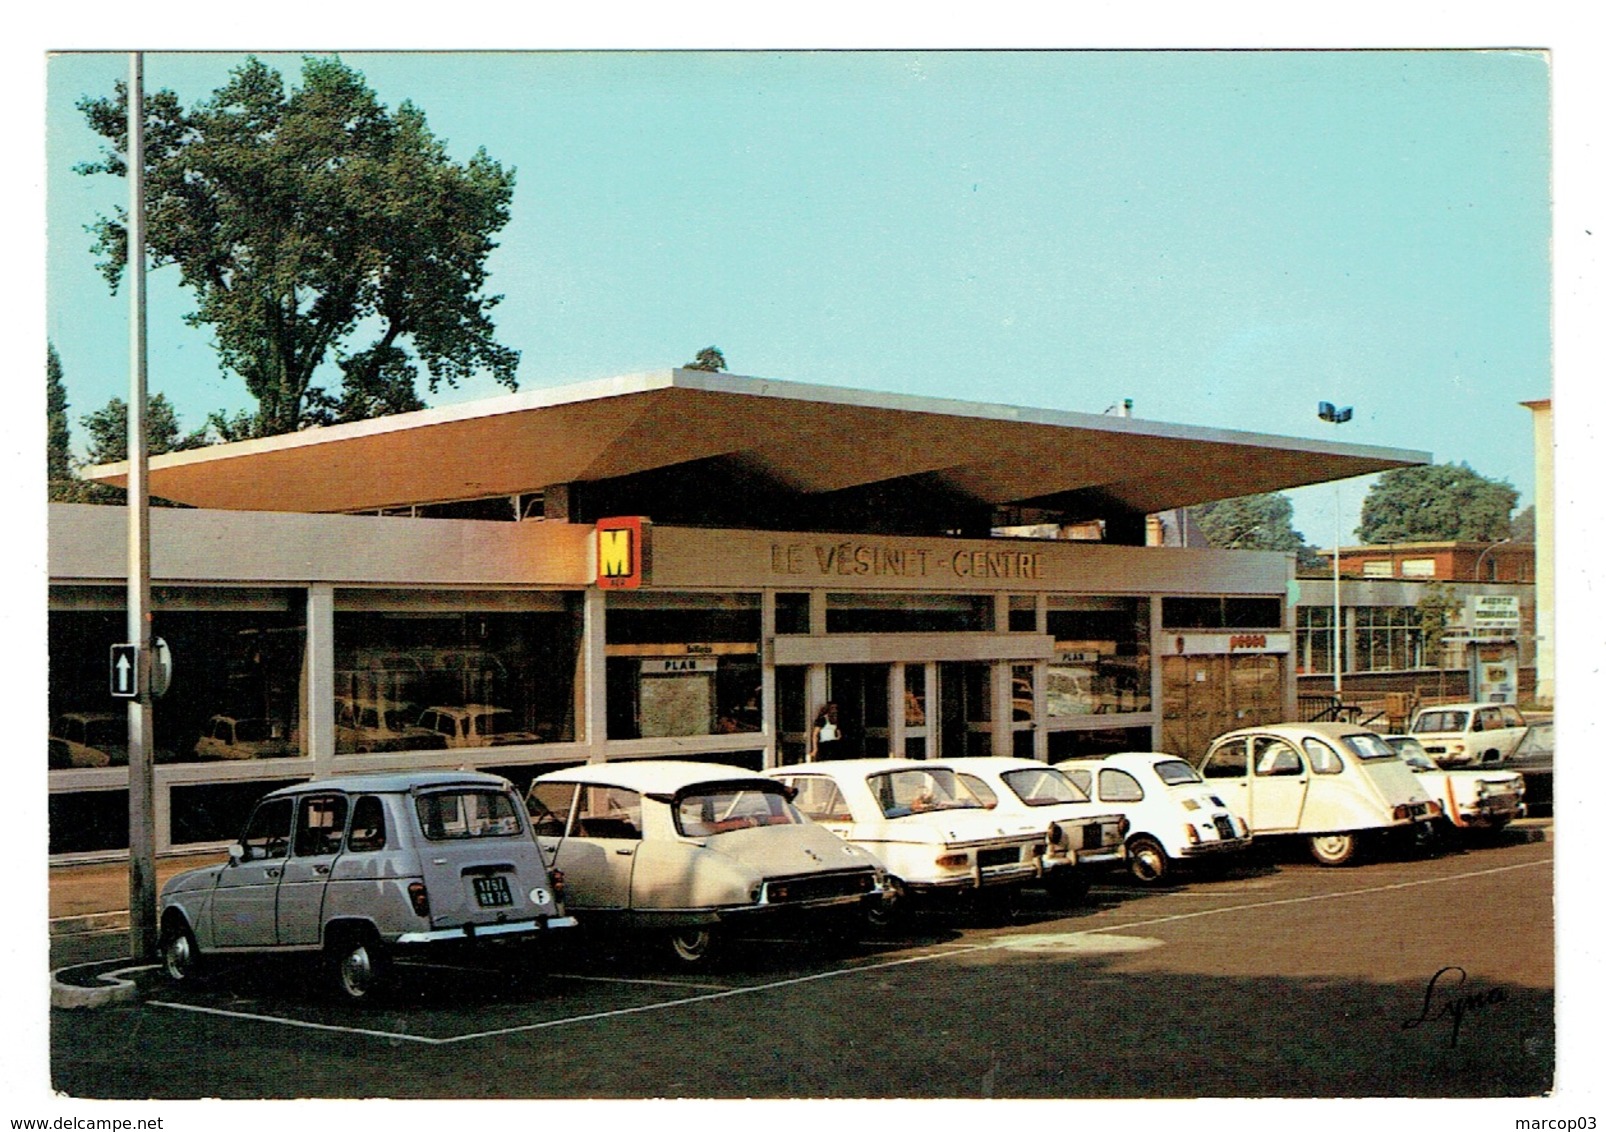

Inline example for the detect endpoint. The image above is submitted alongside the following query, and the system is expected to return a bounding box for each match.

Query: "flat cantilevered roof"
[84,369,1428,518]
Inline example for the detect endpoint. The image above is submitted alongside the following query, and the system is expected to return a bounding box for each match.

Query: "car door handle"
[313,864,330,876]
[266,868,281,879]
[614,847,635,856]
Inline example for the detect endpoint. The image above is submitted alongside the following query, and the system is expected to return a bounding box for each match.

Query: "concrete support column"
[806,590,828,758]
[305,583,336,770]
[583,588,608,762]
[760,590,778,768]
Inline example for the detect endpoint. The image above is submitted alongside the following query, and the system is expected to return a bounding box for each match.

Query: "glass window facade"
[605,592,761,740]
[1046,597,1152,716]
[49,587,307,769]
[335,590,582,750]
[1353,606,1424,672]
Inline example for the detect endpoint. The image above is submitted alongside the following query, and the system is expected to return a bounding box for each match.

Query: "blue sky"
[46,49,1551,541]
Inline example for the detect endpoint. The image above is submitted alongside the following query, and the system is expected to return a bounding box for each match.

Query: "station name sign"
[768,540,1045,582]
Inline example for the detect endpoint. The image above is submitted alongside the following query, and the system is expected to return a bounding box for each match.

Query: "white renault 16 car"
[930,756,1128,900]
[770,758,1050,924]
[157,771,575,1001]
[526,761,885,965]
[1197,723,1440,865]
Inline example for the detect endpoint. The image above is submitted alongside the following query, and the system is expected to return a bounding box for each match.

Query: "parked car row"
[153,712,1546,1004]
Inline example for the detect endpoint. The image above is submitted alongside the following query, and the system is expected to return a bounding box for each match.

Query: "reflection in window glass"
[347,796,387,852]
[784,777,855,822]
[1153,759,1202,785]
[1046,597,1151,716]
[867,768,981,817]
[415,790,525,839]
[336,594,581,752]
[49,587,306,768]
[1001,766,1088,805]
[957,774,1000,809]
[605,594,761,740]
[243,798,295,859]
[294,794,349,857]
[1099,768,1145,802]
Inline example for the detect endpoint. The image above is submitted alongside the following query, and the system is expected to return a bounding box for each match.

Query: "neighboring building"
[1522,398,1554,706]
[1292,542,1537,709]
[50,369,1424,861]
[1312,541,1535,583]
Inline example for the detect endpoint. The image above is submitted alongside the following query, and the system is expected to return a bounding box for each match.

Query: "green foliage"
[1510,504,1536,542]
[1194,493,1310,553]
[684,346,728,372]
[47,345,74,492]
[81,394,208,465]
[76,56,519,437]
[1416,581,1462,668]
[1357,463,1518,543]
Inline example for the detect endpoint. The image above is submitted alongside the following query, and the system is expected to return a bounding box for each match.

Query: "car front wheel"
[1309,832,1359,866]
[159,919,202,984]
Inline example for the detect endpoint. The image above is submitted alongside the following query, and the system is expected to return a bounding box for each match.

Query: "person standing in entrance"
[810,702,845,761]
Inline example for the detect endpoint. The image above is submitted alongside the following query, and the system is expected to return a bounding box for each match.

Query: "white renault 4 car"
[770,758,1048,923]
[1408,702,1529,767]
[1198,723,1439,865]
[157,771,574,1001]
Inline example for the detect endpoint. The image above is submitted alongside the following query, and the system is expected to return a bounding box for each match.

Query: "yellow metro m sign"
[596,516,649,589]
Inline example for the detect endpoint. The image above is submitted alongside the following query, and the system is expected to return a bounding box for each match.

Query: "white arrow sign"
[110,644,139,698]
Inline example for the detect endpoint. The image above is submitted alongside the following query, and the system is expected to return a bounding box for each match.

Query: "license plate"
[473,875,513,907]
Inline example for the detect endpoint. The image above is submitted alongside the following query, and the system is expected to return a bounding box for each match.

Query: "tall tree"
[1194,492,1311,554]
[76,56,519,437]
[1510,503,1536,542]
[684,346,728,372]
[1357,463,1518,544]
[47,344,75,495]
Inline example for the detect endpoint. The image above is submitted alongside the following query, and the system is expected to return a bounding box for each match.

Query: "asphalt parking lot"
[49,828,1555,1100]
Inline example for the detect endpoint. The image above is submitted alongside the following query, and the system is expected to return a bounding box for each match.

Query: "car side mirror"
[228,842,247,865]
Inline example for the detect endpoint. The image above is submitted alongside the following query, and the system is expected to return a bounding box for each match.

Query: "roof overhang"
[84,369,1429,515]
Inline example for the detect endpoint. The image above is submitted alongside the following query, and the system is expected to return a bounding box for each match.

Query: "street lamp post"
[1318,402,1353,700]
[1474,538,1512,582]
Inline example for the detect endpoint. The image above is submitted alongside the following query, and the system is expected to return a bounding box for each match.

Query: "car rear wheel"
[864,877,908,930]
[1126,835,1171,884]
[159,919,202,984]
[1309,832,1359,866]
[327,931,391,1003]
[666,927,720,966]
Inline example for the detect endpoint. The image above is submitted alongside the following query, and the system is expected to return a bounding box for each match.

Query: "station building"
[48,370,1424,860]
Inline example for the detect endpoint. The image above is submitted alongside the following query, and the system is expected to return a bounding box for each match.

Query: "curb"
[51,911,131,937]
[50,960,151,1010]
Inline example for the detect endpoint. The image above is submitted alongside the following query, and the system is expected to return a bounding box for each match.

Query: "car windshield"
[1413,710,1468,733]
[82,720,123,749]
[415,789,525,839]
[1341,732,1400,761]
[868,768,981,817]
[675,786,805,837]
[1153,759,1202,785]
[999,766,1088,805]
[474,710,521,736]
[1511,721,1553,759]
[232,719,275,743]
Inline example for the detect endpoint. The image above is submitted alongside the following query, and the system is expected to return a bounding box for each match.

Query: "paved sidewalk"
[49,854,225,934]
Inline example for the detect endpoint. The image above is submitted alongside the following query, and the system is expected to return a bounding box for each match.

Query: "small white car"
[1383,735,1526,833]
[931,756,1128,899]
[417,704,541,749]
[1409,702,1529,767]
[770,758,1049,923]
[157,771,574,1001]
[1055,752,1253,884]
[335,697,448,753]
[527,761,885,964]
[193,714,295,760]
[50,712,125,768]
[1198,723,1440,866]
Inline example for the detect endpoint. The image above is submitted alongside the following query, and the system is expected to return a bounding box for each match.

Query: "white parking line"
[1081,856,1552,936]
[138,856,1550,1046]
[146,944,987,1046]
